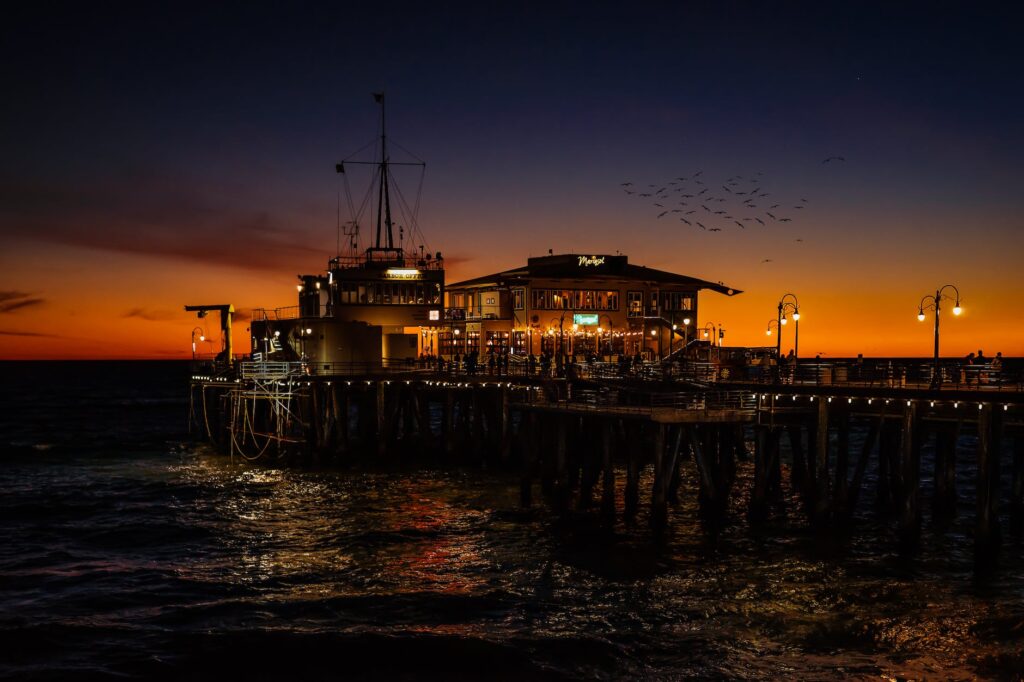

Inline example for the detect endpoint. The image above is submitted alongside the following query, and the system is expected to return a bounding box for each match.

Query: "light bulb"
[792,312,800,321]
[917,312,925,322]
[953,305,962,316]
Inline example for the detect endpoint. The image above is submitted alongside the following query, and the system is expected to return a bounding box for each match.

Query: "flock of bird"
[620,158,845,248]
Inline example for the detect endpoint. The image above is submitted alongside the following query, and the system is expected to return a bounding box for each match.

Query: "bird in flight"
[734,221,744,228]
[681,218,691,225]
[685,210,696,214]
[696,221,706,230]
[698,188,708,194]
[621,182,633,186]
[822,156,845,163]
[639,193,651,197]
[708,227,722,232]
[654,203,664,207]
[780,217,792,222]
[770,204,780,209]
[658,211,668,218]
[624,190,635,194]
[761,258,773,263]
[795,238,804,242]
[766,212,776,220]
[755,217,765,225]
[793,205,804,209]
[714,210,726,215]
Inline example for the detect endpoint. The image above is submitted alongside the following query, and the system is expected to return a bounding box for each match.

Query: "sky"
[1,2,1022,359]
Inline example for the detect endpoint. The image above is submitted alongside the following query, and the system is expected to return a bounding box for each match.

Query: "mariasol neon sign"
[577,256,606,267]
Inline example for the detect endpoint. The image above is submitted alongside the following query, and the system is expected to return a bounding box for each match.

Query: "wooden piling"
[1012,434,1024,536]
[975,404,1002,561]
[651,424,668,527]
[624,423,641,519]
[600,419,615,518]
[845,417,880,520]
[812,399,830,525]
[898,402,922,547]
[932,420,960,522]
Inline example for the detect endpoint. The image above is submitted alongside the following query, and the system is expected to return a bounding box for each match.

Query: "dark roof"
[448,254,741,296]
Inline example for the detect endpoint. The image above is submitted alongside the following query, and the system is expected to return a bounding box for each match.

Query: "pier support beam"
[600,419,615,518]
[975,404,1003,564]
[651,424,668,528]
[932,420,960,524]
[898,402,922,547]
[812,398,830,525]
[1012,434,1024,536]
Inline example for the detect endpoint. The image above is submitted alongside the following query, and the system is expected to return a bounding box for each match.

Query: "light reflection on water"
[1,444,1022,680]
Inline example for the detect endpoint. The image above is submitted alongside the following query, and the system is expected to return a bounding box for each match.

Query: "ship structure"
[249,93,445,369]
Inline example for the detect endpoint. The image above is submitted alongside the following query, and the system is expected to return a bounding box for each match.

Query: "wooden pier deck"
[189,358,1024,569]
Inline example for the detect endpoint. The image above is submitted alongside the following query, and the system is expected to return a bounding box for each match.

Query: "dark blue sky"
[2,2,1023,357]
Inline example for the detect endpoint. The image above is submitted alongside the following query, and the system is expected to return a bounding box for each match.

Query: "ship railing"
[240,361,305,380]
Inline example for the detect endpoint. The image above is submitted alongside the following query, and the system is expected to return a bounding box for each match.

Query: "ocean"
[1,361,1022,680]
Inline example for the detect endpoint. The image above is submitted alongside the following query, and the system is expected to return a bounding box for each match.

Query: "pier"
[190,356,1024,568]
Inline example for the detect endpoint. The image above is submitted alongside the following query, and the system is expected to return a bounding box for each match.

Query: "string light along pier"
[188,95,1024,570]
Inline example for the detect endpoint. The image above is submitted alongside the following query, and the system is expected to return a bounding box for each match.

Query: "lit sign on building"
[385,268,421,279]
[573,313,599,325]
[428,309,440,321]
[577,256,606,267]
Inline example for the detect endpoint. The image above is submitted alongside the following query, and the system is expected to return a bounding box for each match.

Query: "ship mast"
[374,92,395,250]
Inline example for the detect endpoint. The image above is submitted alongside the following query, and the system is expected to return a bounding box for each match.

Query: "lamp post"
[918,284,962,387]
[191,327,206,360]
[776,293,801,359]
[765,319,780,345]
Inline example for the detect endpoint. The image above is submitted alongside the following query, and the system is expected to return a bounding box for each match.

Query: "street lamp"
[765,319,780,339]
[776,293,801,359]
[918,284,962,387]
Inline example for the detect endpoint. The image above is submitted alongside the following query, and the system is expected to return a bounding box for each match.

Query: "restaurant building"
[440,253,741,361]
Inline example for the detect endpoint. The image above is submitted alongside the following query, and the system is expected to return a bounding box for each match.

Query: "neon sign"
[577,256,606,267]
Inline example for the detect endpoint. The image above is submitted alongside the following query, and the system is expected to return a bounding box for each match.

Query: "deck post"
[833,407,850,515]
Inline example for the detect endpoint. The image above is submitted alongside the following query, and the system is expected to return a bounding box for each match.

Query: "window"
[485,296,496,305]
[512,330,526,353]
[512,288,525,310]
[627,291,643,317]
[528,289,620,311]
[486,331,510,353]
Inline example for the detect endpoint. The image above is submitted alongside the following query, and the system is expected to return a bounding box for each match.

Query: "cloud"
[0,291,45,313]
[122,308,178,322]
[0,329,60,337]
[0,174,328,273]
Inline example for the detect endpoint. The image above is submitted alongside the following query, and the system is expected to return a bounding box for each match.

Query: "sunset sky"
[2,3,1022,359]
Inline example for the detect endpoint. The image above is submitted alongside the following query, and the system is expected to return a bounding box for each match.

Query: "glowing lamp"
[953,304,962,315]
[765,329,772,336]
[651,329,657,336]
[682,317,691,326]
[792,311,800,321]
[917,311,926,322]
[780,317,787,325]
